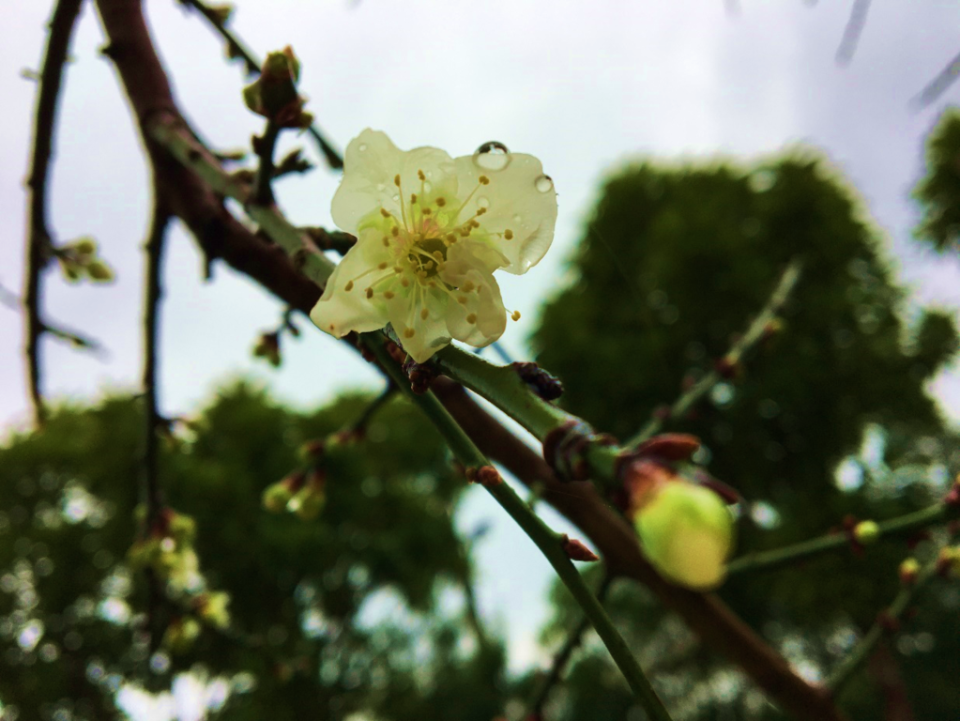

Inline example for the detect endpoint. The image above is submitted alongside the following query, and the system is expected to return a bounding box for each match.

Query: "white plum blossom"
[310,129,558,362]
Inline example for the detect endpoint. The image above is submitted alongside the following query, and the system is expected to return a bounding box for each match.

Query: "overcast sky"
[5,0,960,686]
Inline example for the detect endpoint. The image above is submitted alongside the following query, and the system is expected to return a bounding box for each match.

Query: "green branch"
[627,259,803,448]
[727,503,955,576]
[363,335,673,721]
[826,554,941,696]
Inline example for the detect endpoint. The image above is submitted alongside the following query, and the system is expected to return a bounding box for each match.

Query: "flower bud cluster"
[252,332,281,367]
[54,237,114,284]
[128,506,232,652]
[261,435,354,521]
[242,46,313,129]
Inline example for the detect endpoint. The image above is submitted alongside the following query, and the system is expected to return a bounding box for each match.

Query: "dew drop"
[535,174,553,193]
[477,197,490,209]
[473,141,511,171]
[392,194,400,202]
[513,214,522,222]
[423,181,433,193]
[358,144,368,152]
[376,183,386,191]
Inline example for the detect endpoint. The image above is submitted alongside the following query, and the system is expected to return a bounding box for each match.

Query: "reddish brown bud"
[877,611,900,634]
[385,341,406,364]
[634,433,701,461]
[561,535,599,562]
[620,459,675,519]
[714,357,742,380]
[476,465,502,487]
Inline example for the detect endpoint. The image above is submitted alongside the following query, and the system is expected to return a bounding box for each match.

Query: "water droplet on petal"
[513,214,522,222]
[392,194,400,202]
[477,197,490,208]
[423,181,433,193]
[473,141,511,171]
[535,175,554,193]
[376,183,386,191]
[358,144,368,152]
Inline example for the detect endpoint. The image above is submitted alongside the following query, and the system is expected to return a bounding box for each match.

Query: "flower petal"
[332,129,458,235]
[310,229,394,338]
[440,241,507,348]
[452,152,557,274]
[383,287,452,363]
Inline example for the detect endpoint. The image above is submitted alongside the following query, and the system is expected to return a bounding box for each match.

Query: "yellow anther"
[457,296,468,305]
[403,327,415,338]
[504,229,514,240]
[462,281,475,292]
[425,261,435,271]
[511,310,521,321]
[384,291,395,300]
[417,169,426,181]
[382,236,390,247]
[445,233,457,243]
[394,266,404,274]
[422,208,432,216]
[378,262,388,270]
[394,174,401,186]
[470,219,480,229]
[432,251,444,262]
[380,208,391,218]
[476,207,487,215]
[365,288,374,299]
[420,308,429,320]
[436,197,446,207]
[466,313,477,324]
[428,281,437,288]
[479,175,490,185]
[401,278,410,287]
[391,226,400,237]
[410,193,418,204]
[345,280,354,292]
[460,228,471,237]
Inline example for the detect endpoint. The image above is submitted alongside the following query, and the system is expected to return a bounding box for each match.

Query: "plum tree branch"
[93,1,845,716]
[24,0,85,426]
[364,335,674,721]
[627,259,802,448]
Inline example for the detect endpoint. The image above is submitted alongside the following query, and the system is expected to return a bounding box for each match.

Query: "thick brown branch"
[24,0,85,426]
[94,1,845,717]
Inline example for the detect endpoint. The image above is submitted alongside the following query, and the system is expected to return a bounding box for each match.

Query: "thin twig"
[727,503,956,576]
[364,335,674,721]
[141,199,172,653]
[826,553,941,696]
[346,383,397,437]
[835,0,872,65]
[23,0,85,426]
[912,48,960,109]
[529,573,614,718]
[627,259,802,448]
[253,121,281,205]
[178,0,344,170]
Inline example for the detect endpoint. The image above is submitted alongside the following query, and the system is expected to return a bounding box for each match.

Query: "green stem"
[826,557,940,696]
[627,259,803,448]
[364,336,673,721]
[727,503,953,576]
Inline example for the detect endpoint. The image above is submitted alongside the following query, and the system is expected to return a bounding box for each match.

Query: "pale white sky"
[4,0,960,691]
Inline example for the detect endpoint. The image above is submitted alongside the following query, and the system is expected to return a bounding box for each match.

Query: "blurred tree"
[0,384,506,721]
[531,152,960,718]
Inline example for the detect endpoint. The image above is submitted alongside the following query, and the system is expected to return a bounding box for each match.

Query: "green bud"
[86,259,114,282]
[853,520,880,545]
[262,479,295,513]
[288,484,324,521]
[197,591,231,629]
[163,617,201,654]
[207,3,234,24]
[242,80,263,115]
[634,481,734,590]
[72,237,97,255]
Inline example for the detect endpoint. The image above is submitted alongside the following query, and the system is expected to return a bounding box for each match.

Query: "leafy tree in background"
[10,0,960,719]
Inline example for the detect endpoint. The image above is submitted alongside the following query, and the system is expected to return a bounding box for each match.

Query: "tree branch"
[24,0,85,426]
[365,335,673,721]
[93,2,845,717]
[727,502,957,576]
[627,259,802,448]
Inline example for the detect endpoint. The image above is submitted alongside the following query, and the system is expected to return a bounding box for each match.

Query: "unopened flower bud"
[72,237,97,255]
[196,591,231,629]
[163,617,201,654]
[634,480,735,590]
[287,470,325,521]
[262,472,304,513]
[853,520,880,546]
[86,259,114,282]
[899,557,920,585]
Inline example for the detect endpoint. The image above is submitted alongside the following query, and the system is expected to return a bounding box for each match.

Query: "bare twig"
[346,383,397,437]
[177,0,344,170]
[835,0,872,65]
[913,48,960,109]
[253,120,280,205]
[24,0,85,426]
[627,259,802,448]
[529,573,614,718]
[827,552,942,697]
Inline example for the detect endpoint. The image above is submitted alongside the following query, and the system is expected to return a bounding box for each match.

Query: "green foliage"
[532,153,960,718]
[914,107,960,251]
[0,383,504,720]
